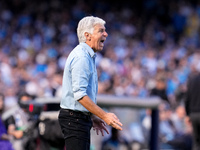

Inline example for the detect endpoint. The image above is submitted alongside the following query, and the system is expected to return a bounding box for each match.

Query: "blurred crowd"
[0,0,200,149]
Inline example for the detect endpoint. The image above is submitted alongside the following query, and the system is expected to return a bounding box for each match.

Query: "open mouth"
[99,39,106,48]
[100,40,105,47]
[100,40,105,43]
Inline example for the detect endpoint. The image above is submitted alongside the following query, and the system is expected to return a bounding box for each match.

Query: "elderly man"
[58,16,123,150]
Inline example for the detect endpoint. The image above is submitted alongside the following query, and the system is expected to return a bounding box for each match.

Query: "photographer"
[4,93,37,150]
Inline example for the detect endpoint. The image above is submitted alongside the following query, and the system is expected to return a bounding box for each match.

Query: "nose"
[104,31,108,37]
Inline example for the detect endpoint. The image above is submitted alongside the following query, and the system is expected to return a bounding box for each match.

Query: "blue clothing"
[60,42,98,112]
[0,118,14,150]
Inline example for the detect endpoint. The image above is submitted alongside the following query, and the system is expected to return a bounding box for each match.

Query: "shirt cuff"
[74,90,87,101]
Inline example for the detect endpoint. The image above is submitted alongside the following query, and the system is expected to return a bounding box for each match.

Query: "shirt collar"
[80,42,96,58]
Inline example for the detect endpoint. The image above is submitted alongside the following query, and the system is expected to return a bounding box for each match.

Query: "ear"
[84,32,91,41]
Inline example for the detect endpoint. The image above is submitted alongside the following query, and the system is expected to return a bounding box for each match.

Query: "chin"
[99,47,104,50]
[94,48,102,52]
[97,49,103,52]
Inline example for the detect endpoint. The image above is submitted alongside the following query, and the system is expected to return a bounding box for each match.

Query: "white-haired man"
[58,16,123,150]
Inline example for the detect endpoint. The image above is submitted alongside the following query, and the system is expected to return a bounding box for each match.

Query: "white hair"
[77,16,106,43]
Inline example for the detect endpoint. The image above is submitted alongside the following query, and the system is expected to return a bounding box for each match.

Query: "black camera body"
[19,100,44,116]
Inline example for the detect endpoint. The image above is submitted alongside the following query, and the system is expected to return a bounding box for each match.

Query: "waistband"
[60,108,92,116]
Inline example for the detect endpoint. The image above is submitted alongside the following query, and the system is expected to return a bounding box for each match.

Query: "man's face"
[85,24,108,52]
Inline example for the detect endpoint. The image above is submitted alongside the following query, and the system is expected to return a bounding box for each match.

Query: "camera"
[19,100,44,116]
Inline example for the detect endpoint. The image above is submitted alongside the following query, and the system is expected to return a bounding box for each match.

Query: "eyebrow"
[98,27,106,31]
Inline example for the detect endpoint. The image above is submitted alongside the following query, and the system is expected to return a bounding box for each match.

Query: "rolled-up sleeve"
[71,56,91,100]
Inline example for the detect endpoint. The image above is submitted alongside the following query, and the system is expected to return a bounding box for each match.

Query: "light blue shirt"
[60,42,98,112]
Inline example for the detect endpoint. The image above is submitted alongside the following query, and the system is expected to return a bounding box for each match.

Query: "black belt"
[61,109,92,117]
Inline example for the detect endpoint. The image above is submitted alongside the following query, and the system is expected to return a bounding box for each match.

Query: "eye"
[99,29,104,33]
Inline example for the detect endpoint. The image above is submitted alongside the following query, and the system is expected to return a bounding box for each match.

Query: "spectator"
[142,102,192,150]
[150,75,169,103]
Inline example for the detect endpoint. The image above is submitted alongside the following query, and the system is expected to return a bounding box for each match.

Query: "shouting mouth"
[100,39,105,47]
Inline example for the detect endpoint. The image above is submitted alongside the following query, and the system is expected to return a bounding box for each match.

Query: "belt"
[61,109,92,117]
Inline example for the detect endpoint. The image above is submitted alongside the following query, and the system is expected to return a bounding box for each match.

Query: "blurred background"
[0,0,199,149]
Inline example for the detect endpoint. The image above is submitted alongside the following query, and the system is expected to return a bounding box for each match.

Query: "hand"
[185,116,191,124]
[102,113,123,130]
[92,115,109,136]
[1,134,11,140]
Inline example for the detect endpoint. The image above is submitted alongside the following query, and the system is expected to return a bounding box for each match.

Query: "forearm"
[79,95,123,130]
[78,95,107,120]
[8,124,23,139]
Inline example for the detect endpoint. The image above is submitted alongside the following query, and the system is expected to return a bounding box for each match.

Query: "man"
[3,93,37,150]
[58,16,123,150]
[150,75,169,102]
[185,68,200,150]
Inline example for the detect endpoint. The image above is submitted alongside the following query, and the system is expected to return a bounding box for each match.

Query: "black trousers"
[190,112,200,150]
[58,109,92,150]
